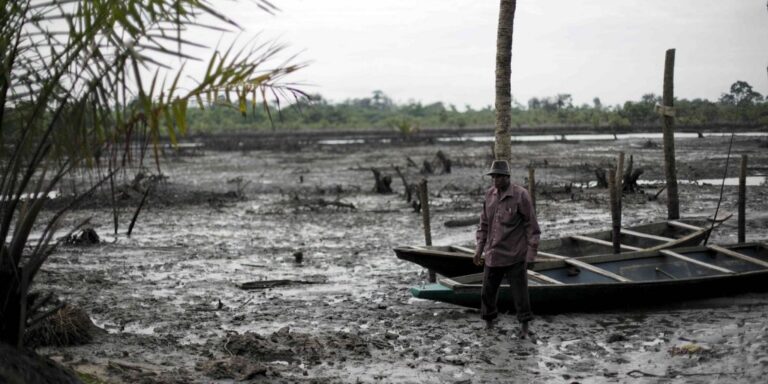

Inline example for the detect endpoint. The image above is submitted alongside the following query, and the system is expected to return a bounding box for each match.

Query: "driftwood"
[444,216,478,228]
[371,168,393,193]
[292,198,356,211]
[238,279,326,290]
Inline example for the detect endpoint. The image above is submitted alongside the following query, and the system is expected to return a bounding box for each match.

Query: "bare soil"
[35,133,768,383]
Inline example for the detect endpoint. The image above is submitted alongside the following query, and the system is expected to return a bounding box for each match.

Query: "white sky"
[197,0,767,109]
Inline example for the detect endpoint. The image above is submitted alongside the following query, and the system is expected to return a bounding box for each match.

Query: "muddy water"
[37,134,768,383]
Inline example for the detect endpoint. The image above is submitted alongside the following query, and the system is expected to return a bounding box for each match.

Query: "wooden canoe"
[409,241,768,313]
[394,216,730,278]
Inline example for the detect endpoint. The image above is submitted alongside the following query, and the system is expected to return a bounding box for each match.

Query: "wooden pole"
[738,155,747,243]
[608,170,620,254]
[615,152,624,229]
[661,49,680,220]
[616,152,624,195]
[419,179,435,282]
[109,159,118,235]
[528,167,536,211]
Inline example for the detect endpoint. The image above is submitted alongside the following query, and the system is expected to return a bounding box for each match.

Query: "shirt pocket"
[500,204,521,227]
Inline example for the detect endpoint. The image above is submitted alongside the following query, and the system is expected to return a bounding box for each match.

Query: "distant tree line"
[184,81,768,133]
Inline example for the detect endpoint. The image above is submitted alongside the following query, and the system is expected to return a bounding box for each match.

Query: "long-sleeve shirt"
[475,184,541,267]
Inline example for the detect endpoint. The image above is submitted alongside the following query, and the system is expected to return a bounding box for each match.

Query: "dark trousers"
[481,262,533,323]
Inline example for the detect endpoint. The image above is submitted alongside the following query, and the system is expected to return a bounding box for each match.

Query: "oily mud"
[35,134,768,383]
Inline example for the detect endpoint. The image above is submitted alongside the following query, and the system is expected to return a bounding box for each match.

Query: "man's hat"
[486,160,510,176]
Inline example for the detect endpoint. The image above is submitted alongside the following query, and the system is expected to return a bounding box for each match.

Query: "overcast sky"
[203,0,767,109]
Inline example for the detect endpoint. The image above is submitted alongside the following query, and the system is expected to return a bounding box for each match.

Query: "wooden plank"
[660,249,735,274]
[563,259,632,282]
[451,245,475,254]
[438,276,462,288]
[537,251,568,260]
[527,270,565,285]
[707,245,768,269]
[620,229,675,242]
[570,235,642,251]
[668,220,702,231]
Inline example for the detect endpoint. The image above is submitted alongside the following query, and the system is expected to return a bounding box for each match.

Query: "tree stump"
[421,160,434,175]
[394,166,412,202]
[624,169,644,193]
[622,155,644,193]
[436,151,451,174]
[595,168,608,188]
[371,168,393,194]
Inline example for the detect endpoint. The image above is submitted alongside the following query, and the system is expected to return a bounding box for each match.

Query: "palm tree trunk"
[494,0,517,162]
[0,271,24,347]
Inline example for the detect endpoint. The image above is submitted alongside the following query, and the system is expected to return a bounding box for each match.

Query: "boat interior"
[442,242,768,288]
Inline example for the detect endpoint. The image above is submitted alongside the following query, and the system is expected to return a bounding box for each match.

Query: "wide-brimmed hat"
[486,160,510,176]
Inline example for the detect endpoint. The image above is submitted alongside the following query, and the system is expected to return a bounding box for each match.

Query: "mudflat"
[37,133,768,383]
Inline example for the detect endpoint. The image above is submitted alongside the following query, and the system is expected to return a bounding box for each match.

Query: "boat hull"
[410,242,768,313]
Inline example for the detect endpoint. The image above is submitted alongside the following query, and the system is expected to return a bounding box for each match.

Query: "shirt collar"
[493,185,516,200]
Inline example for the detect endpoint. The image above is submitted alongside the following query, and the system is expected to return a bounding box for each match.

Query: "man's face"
[492,174,510,191]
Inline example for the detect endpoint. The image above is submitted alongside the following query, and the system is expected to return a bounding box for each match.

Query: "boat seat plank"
[537,251,568,260]
[451,245,475,254]
[527,270,565,285]
[668,220,703,231]
[660,249,735,274]
[707,245,768,268]
[570,235,642,251]
[563,259,632,282]
[620,229,675,242]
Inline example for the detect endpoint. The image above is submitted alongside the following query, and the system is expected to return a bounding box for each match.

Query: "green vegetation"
[1,0,299,349]
[185,82,768,133]
[77,371,109,384]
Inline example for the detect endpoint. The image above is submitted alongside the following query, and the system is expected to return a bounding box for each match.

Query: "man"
[473,160,540,338]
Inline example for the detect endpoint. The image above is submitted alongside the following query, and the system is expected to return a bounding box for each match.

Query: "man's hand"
[526,261,536,270]
[473,253,484,266]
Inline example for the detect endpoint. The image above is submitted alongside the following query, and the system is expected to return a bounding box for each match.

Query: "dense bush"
[184,82,767,133]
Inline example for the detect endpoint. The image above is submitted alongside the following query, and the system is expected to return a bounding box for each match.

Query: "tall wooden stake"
[661,49,680,219]
[528,167,536,211]
[608,171,620,254]
[615,152,624,228]
[738,155,747,243]
[109,157,119,235]
[419,179,435,282]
